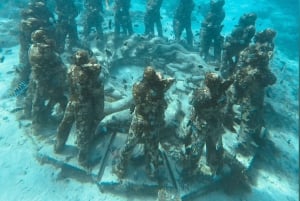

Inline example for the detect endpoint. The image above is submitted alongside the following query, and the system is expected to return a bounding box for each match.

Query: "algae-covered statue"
[227,30,276,153]
[18,0,55,84]
[144,0,163,37]
[199,0,225,64]
[173,0,194,47]
[114,66,174,179]
[54,0,80,52]
[183,72,232,177]
[114,0,133,39]
[28,29,67,134]
[55,50,104,166]
[221,13,257,78]
[83,0,104,40]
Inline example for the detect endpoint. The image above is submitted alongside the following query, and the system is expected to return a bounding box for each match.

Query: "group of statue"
[14,0,277,181]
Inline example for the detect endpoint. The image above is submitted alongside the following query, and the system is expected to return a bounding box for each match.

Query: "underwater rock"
[104,96,133,115]
[99,109,132,134]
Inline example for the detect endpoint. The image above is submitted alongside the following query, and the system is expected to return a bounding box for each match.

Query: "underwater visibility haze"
[0,0,298,201]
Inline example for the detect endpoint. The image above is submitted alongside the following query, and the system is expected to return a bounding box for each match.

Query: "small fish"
[97,125,108,136]
[88,49,94,57]
[0,56,4,63]
[105,48,112,57]
[110,75,117,80]
[108,19,112,30]
[4,49,12,55]
[214,67,220,71]
[170,120,179,128]
[266,88,273,98]
[198,65,204,69]
[16,64,28,73]
[280,62,286,72]
[133,24,139,27]
[217,95,226,104]
[10,107,24,113]
[9,81,28,97]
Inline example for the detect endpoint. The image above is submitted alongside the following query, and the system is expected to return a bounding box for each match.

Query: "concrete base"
[34,130,256,200]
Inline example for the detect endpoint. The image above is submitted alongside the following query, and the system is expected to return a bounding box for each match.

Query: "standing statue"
[114,0,133,38]
[28,29,67,134]
[173,0,194,47]
[183,72,232,176]
[18,0,54,84]
[228,33,276,153]
[221,13,257,78]
[54,50,104,166]
[54,0,80,53]
[199,0,225,64]
[83,0,104,40]
[144,0,163,37]
[114,66,174,179]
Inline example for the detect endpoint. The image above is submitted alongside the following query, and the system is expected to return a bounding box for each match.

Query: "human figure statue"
[54,50,104,166]
[173,0,194,47]
[54,0,80,52]
[229,39,276,153]
[83,0,104,40]
[254,28,276,53]
[221,13,257,78]
[144,0,163,37]
[28,29,67,134]
[183,72,233,176]
[114,66,174,179]
[114,0,133,38]
[18,0,54,84]
[199,0,225,64]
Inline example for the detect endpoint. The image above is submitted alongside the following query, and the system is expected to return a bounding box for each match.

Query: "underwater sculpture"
[114,0,133,39]
[18,0,54,84]
[28,29,67,134]
[228,37,277,153]
[144,0,163,37]
[83,0,105,40]
[199,0,225,65]
[183,72,233,177]
[8,0,281,197]
[114,66,175,179]
[54,0,80,53]
[221,13,257,78]
[173,0,194,48]
[55,50,104,166]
